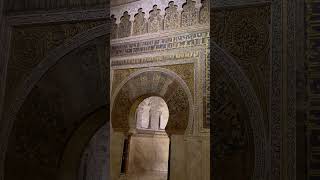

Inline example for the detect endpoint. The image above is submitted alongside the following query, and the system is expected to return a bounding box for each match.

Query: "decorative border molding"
[270,0,282,179]
[111,25,209,45]
[286,0,298,179]
[270,0,298,179]
[111,46,202,65]
[306,1,320,179]
[7,8,107,26]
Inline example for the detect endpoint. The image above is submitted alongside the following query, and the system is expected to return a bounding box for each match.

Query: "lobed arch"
[111,67,194,135]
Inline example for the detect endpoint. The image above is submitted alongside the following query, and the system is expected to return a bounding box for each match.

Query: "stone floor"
[125,171,168,180]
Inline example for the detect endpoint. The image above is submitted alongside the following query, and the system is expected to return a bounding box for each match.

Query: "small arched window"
[135,96,169,132]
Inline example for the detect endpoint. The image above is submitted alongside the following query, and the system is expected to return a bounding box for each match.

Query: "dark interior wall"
[78,124,109,180]
[211,62,254,180]
[4,0,106,14]
[304,1,320,179]
[4,36,108,180]
[210,4,270,180]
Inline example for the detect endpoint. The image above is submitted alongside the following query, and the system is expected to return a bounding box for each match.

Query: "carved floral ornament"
[110,0,209,39]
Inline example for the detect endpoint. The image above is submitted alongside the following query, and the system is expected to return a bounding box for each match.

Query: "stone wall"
[110,0,209,180]
[127,134,169,180]
[305,1,320,179]
[4,36,107,180]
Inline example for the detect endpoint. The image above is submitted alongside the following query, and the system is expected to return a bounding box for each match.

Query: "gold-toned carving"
[111,15,118,39]
[166,86,189,133]
[148,5,163,33]
[112,70,190,134]
[133,8,148,36]
[164,2,180,30]
[199,0,209,24]
[118,11,132,38]
[181,0,198,27]
[164,63,194,95]
[111,50,200,66]
[111,32,209,57]
[112,68,139,94]
[112,88,132,130]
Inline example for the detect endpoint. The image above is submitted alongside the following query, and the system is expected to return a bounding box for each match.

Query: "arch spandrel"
[111,69,192,134]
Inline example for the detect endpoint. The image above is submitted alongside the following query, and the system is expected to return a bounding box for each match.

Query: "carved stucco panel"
[148,5,163,33]
[181,0,198,27]
[5,20,105,105]
[111,69,193,134]
[164,1,180,30]
[118,11,132,38]
[132,8,148,35]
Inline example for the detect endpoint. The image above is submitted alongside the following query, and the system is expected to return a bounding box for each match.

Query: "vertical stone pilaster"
[169,135,186,180]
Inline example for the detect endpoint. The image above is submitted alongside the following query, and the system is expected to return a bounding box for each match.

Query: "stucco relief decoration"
[199,0,209,24]
[133,8,148,36]
[112,71,190,134]
[223,7,270,59]
[6,21,104,102]
[164,1,180,30]
[148,5,163,33]
[165,86,189,132]
[181,0,198,27]
[111,15,118,39]
[112,87,132,130]
[118,11,132,38]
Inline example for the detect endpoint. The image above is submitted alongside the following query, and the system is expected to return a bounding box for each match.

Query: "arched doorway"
[125,96,170,180]
[110,68,193,180]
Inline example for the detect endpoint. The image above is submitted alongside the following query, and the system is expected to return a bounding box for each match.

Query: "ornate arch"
[211,41,267,180]
[111,67,194,135]
[0,23,108,180]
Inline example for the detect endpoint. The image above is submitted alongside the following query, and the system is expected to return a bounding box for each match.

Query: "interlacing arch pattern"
[110,0,209,39]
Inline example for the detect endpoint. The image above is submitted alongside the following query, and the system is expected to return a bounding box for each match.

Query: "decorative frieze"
[111,31,209,57]
[110,0,208,39]
[112,50,200,66]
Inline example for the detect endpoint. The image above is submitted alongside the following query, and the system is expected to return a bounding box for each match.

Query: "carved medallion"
[133,8,147,36]
[181,0,198,27]
[164,2,180,30]
[148,5,163,33]
[224,7,270,59]
[118,11,132,38]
